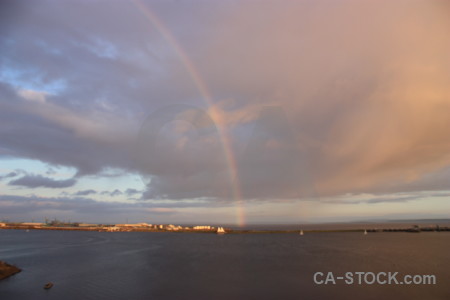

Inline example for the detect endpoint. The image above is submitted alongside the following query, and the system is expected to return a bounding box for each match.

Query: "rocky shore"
[0,261,21,280]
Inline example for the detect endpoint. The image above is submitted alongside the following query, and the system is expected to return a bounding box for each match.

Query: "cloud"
[0,171,18,180]
[74,189,97,196]
[365,196,420,204]
[110,189,123,197]
[321,190,450,205]
[0,194,212,222]
[0,0,450,205]
[17,89,48,103]
[100,189,124,197]
[8,174,77,188]
[125,188,141,196]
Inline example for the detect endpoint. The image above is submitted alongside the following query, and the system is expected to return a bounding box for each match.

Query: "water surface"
[0,230,449,299]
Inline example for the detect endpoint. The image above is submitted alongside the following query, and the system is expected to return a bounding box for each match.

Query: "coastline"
[1,225,449,234]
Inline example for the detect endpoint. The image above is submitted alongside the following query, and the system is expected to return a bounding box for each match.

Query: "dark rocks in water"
[0,261,21,280]
[44,282,54,289]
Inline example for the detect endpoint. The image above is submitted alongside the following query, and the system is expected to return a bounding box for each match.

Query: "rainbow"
[132,0,245,226]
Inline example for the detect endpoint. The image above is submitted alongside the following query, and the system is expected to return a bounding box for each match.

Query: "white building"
[78,223,97,227]
[193,225,212,230]
[115,223,152,228]
[166,224,182,231]
[21,222,44,226]
[104,226,120,232]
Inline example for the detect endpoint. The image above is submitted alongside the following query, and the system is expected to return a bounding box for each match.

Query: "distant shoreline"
[1,225,449,234]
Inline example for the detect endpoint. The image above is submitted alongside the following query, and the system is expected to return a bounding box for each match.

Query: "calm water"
[0,230,449,300]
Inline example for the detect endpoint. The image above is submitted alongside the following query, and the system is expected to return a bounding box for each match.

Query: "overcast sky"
[1,0,450,225]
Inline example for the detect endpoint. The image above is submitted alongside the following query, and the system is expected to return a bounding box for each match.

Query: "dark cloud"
[125,188,141,196]
[8,174,77,188]
[110,189,123,197]
[46,168,57,175]
[100,189,124,197]
[0,171,18,180]
[74,189,97,196]
[365,196,421,204]
[322,191,450,205]
[0,194,212,223]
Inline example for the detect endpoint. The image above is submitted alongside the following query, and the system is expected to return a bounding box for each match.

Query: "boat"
[217,227,226,234]
[43,282,54,290]
[299,230,304,236]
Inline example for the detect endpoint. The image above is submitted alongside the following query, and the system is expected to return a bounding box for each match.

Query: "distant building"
[21,222,44,226]
[115,223,152,228]
[166,224,182,231]
[138,223,152,227]
[104,226,120,232]
[115,224,134,228]
[78,223,97,227]
[193,225,212,230]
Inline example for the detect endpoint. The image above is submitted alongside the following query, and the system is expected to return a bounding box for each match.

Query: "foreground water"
[0,230,449,300]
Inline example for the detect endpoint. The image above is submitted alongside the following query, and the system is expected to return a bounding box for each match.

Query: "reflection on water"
[0,230,449,300]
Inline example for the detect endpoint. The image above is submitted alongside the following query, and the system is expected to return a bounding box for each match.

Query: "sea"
[0,230,449,300]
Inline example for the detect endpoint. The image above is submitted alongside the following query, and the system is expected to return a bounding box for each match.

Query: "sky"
[1,0,450,225]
